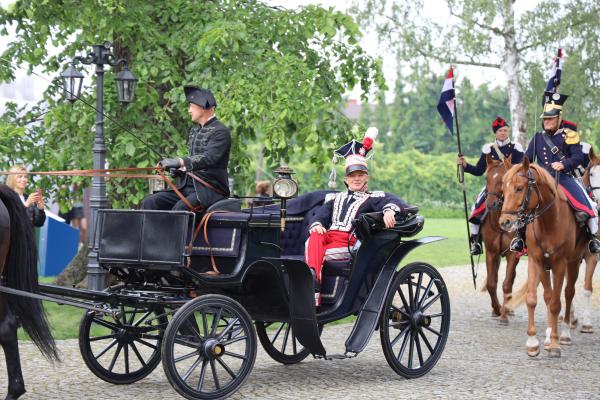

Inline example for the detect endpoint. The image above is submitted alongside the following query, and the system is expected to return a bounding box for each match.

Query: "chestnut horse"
[481,154,520,323]
[499,158,586,357]
[580,147,600,333]
[0,185,58,399]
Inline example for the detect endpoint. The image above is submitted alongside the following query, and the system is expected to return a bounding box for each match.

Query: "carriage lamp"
[60,64,84,102]
[273,166,298,232]
[272,166,298,199]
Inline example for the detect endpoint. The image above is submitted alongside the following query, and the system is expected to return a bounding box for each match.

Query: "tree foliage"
[0,0,385,207]
[352,0,600,145]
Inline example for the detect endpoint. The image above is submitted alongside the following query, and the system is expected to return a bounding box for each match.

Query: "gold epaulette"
[564,128,580,145]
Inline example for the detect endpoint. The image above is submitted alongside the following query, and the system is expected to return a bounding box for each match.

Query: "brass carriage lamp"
[273,166,298,232]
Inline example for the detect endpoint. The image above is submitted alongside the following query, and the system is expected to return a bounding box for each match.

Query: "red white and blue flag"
[437,67,455,135]
[545,48,563,93]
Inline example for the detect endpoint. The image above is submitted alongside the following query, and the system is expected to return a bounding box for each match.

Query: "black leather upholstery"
[206,198,242,212]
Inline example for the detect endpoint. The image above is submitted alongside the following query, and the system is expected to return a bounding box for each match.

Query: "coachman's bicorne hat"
[184,85,217,108]
[328,127,379,188]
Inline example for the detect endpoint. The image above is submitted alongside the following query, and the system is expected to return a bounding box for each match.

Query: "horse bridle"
[486,190,504,211]
[501,169,556,227]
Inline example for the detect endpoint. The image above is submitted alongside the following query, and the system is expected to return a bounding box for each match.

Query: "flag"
[545,48,563,93]
[437,67,455,135]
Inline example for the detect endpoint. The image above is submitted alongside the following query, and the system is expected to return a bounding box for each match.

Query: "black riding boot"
[470,234,482,256]
[589,235,600,254]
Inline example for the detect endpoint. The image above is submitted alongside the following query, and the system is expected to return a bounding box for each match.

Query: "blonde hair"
[5,165,28,191]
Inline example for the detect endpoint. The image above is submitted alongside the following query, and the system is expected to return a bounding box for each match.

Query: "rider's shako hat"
[184,85,217,108]
[492,116,508,133]
[541,91,568,119]
[328,127,378,188]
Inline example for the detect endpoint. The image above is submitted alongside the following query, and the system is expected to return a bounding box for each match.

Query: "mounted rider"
[457,116,524,255]
[521,91,600,253]
[305,128,408,305]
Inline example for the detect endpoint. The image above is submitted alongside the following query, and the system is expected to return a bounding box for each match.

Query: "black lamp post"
[60,41,137,291]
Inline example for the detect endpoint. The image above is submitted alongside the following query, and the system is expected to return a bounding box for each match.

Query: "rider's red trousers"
[305,230,356,282]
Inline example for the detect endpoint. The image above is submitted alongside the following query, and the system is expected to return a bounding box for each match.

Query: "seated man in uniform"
[142,86,231,211]
[457,116,524,255]
[305,128,408,305]
[523,91,600,253]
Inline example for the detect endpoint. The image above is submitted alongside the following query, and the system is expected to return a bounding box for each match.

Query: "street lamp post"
[60,41,137,291]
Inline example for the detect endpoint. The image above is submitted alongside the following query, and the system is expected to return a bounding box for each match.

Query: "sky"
[0,0,542,107]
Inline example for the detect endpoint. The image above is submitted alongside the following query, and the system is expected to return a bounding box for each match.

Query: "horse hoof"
[491,310,501,318]
[548,348,561,358]
[498,318,509,326]
[527,346,540,357]
[559,336,572,345]
[580,325,593,333]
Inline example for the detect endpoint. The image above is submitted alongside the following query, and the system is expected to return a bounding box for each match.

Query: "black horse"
[0,184,58,400]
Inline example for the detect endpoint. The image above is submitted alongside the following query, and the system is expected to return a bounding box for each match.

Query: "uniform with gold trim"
[523,91,600,253]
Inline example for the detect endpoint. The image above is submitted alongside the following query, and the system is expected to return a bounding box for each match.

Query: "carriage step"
[315,352,358,360]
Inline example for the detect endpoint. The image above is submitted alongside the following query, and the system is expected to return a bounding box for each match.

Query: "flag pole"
[452,67,477,290]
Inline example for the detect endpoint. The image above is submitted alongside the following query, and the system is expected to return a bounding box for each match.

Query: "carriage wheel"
[79,303,168,384]
[255,321,323,364]
[161,294,256,400]
[380,262,450,378]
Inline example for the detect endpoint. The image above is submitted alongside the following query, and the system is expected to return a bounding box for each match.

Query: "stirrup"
[470,242,482,256]
[510,237,524,252]
[588,238,600,254]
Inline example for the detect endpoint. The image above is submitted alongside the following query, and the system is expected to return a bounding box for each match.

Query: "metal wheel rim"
[381,264,450,376]
[163,297,256,399]
[80,304,166,382]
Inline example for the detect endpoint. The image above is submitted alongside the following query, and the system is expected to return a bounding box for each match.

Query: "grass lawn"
[21,218,468,340]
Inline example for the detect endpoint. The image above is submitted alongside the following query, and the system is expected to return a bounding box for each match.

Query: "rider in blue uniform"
[522,91,600,253]
[457,116,524,255]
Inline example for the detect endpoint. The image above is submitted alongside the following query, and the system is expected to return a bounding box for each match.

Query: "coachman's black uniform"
[141,116,231,211]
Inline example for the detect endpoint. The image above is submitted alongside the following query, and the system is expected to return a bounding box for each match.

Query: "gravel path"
[2,262,600,399]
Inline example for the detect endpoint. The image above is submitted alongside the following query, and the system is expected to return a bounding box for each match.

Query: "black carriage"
[11,169,450,399]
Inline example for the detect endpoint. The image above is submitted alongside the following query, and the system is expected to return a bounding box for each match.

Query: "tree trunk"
[501,0,528,146]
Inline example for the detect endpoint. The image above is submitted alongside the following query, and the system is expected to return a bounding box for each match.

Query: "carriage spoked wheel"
[255,321,323,364]
[161,294,257,400]
[380,262,451,378]
[79,302,168,384]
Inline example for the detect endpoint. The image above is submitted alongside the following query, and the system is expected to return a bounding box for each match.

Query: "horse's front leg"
[560,259,581,344]
[485,250,501,317]
[0,306,26,400]
[500,252,519,324]
[526,259,542,357]
[547,261,567,358]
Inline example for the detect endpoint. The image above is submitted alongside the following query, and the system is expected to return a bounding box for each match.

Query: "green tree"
[0,0,385,207]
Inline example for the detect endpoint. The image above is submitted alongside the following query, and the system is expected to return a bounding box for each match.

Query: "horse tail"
[504,280,528,311]
[0,185,59,361]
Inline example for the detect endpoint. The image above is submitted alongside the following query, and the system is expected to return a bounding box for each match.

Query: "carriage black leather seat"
[206,198,242,212]
[278,190,336,259]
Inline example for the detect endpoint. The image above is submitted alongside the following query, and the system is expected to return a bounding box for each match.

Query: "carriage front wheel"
[79,303,167,384]
[380,262,450,378]
[161,294,257,400]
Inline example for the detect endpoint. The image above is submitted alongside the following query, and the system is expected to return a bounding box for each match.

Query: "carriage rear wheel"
[380,262,450,378]
[79,303,167,384]
[255,321,323,364]
[161,294,256,400]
